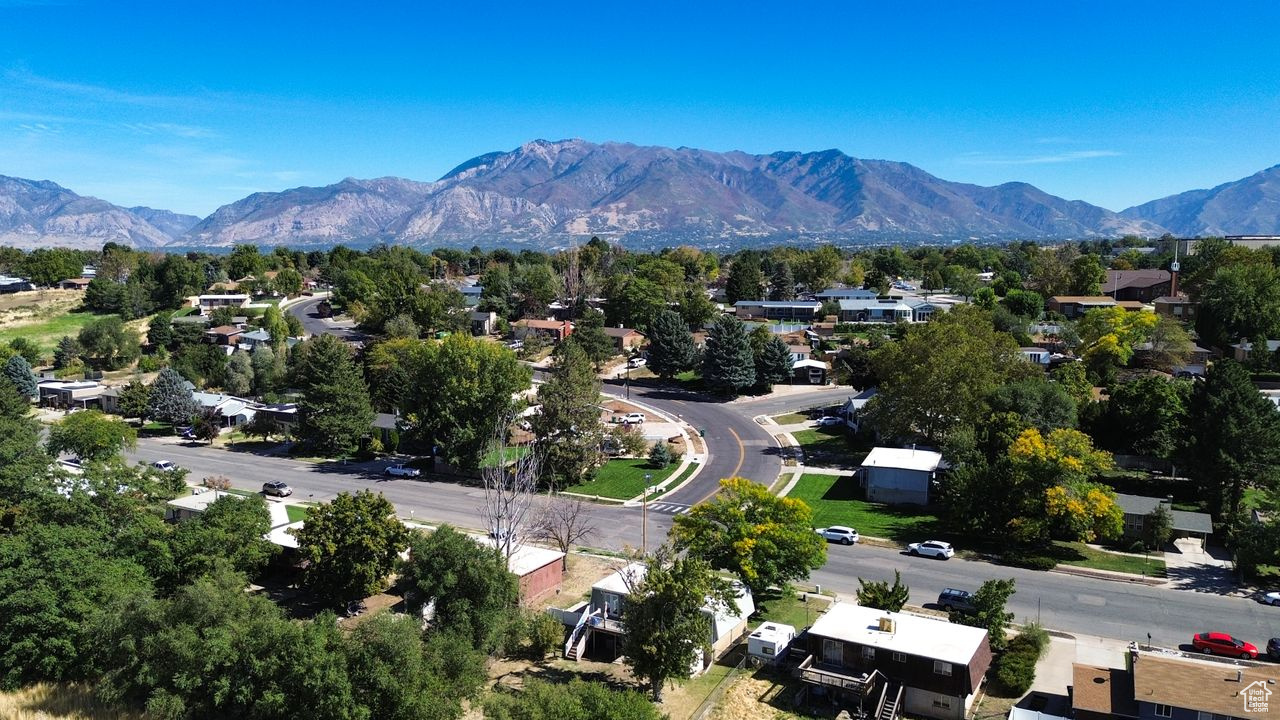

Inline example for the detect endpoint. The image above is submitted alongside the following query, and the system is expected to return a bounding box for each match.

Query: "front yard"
[1052,541,1167,577]
[787,473,940,541]
[789,427,869,467]
[562,458,679,500]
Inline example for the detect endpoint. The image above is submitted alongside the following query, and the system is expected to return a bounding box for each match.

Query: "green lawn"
[0,311,100,355]
[771,413,809,425]
[285,505,310,523]
[790,427,868,467]
[787,473,941,540]
[1053,541,1167,577]
[563,458,678,500]
[751,589,831,630]
[479,445,531,469]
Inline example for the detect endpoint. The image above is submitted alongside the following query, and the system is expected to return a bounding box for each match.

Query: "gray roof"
[838,298,913,312]
[240,329,272,342]
[1170,509,1214,535]
[816,288,879,299]
[734,300,821,309]
[1114,493,1169,516]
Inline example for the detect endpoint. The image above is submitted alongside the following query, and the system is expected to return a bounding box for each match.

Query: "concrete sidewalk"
[1031,632,1133,696]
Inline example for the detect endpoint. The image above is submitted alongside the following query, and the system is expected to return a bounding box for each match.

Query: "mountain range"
[1,140,1278,250]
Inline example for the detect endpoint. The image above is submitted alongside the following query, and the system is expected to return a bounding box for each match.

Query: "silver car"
[907,540,955,560]
[816,526,860,545]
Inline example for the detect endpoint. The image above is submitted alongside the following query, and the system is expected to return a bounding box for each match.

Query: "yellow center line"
[698,427,745,504]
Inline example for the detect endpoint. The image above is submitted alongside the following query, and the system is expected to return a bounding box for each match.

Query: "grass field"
[479,445,531,469]
[0,310,100,357]
[787,473,940,540]
[1053,541,1167,577]
[286,504,310,523]
[564,458,679,500]
[771,412,809,425]
[790,427,868,466]
[0,682,143,719]
[751,589,831,631]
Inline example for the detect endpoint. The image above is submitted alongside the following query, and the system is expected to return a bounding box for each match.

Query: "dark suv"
[938,588,976,613]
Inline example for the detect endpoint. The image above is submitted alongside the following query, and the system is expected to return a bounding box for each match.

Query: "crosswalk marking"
[648,503,692,515]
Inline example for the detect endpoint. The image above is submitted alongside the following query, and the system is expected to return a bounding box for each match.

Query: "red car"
[1192,632,1258,659]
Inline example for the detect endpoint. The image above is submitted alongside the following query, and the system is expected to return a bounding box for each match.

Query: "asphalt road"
[286,296,365,343]
[127,437,1280,650]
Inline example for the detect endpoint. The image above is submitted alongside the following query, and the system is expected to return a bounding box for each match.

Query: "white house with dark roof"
[734,300,822,322]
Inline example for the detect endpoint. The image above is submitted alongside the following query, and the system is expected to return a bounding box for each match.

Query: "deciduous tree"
[856,570,910,612]
[953,578,1016,652]
[403,525,519,654]
[46,409,137,461]
[78,315,141,370]
[672,477,826,596]
[294,490,409,606]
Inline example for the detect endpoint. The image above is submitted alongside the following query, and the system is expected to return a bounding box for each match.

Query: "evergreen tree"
[648,441,672,468]
[2,355,37,398]
[754,335,794,389]
[646,310,697,380]
[148,367,196,427]
[701,315,755,396]
[769,262,796,301]
[146,311,173,349]
[856,570,910,612]
[1184,360,1280,522]
[569,309,615,367]
[724,253,765,304]
[532,340,604,486]
[295,335,375,456]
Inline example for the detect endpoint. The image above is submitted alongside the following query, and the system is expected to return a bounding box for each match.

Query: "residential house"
[841,388,877,433]
[1153,295,1198,322]
[1071,646,1279,720]
[1020,347,1051,366]
[1047,296,1117,319]
[1103,270,1172,302]
[603,326,645,352]
[558,563,754,667]
[460,284,483,308]
[1133,342,1210,375]
[257,403,299,436]
[57,277,92,291]
[794,602,992,720]
[787,345,812,363]
[838,298,914,324]
[194,294,250,314]
[469,310,497,336]
[734,300,822,322]
[1232,339,1280,363]
[204,325,244,346]
[37,379,106,409]
[513,319,573,343]
[816,287,880,301]
[1113,493,1213,548]
[191,392,258,429]
[793,358,829,385]
[238,328,273,350]
[165,489,242,522]
[372,413,400,446]
[860,446,945,505]
[0,275,34,293]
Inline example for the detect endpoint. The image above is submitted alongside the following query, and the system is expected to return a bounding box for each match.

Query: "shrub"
[138,354,167,373]
[526,611,566,659]
[1128,540,1147,554]
[994,648,1037,696]
[648,442,672,468]
[202,475,232,490]
[1017,622,1051,656]
[998,551,1057,571]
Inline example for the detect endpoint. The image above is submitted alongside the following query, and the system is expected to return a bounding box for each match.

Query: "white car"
[152,460,177,472]
[1263,591,1280,606]
[816,416,842,427]
[627,357,647,368]
[907,540,955,560]
[385,464,421,478]
[620,412,646,425]
[816,526,860,545]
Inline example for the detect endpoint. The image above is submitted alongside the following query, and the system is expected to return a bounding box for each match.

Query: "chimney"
[1170,270,1179,298]
[877,617,896,633]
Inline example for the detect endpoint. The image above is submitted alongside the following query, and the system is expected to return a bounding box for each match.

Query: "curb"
[1049,564,1166,586]
[600,391,707,503]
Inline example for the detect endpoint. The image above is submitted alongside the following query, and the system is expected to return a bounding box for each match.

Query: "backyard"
[562,458,679,500]
[786,473,940,540]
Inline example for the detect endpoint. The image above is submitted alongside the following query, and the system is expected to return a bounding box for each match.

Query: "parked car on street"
[262,480,293,497]
[1192,632,1258,659]
[620,412,646,425]
[385,464,421,478]
[816,416,842,426]
[152,460,178,472]
[937,588,976,613]
[627,357,647,368]
[1262,591,1280,606]
[1268,638,1280,661]
[907,540,955,560]
[815,526,860,545]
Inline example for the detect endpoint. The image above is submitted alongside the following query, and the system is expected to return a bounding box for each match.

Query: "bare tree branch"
[479,409,541,559]
[532,494,599,570]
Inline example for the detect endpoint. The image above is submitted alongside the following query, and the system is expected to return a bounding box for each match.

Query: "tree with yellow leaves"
[1076,306,1158,382]
[1008,427,1121,542]
[671,477,826,596]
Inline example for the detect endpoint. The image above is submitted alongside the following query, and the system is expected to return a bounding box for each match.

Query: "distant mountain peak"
[1121,164,1280,236]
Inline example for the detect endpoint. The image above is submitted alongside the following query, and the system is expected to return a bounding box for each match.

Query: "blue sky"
[1,1,1277,216]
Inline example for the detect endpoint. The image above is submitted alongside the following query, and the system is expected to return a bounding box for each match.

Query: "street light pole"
[626,365,631,400]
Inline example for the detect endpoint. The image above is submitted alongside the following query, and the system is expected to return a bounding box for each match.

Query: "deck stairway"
[876,683,903,720]
[564,606,600,660]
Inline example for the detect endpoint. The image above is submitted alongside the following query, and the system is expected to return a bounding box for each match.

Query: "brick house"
[513,319,573,343]
[603,326,645,352]
[1103,270,1172,302]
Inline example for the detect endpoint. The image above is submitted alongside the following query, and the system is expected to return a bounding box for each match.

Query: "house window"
[823,639,843,664]
[933,660,952,676]
[892,652,907,663]
[1197,712,1212,720]
[933,697,952,710]
[601,592,622,618]
[861,646,876,661]
[1154,704,1172,718]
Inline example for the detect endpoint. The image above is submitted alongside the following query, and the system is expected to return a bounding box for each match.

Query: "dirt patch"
[706,673,806,720]
[0,289,83,319]
[336,591,404,630]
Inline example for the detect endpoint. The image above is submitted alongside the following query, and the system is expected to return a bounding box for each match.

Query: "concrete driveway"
[1163,538,1238,594]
